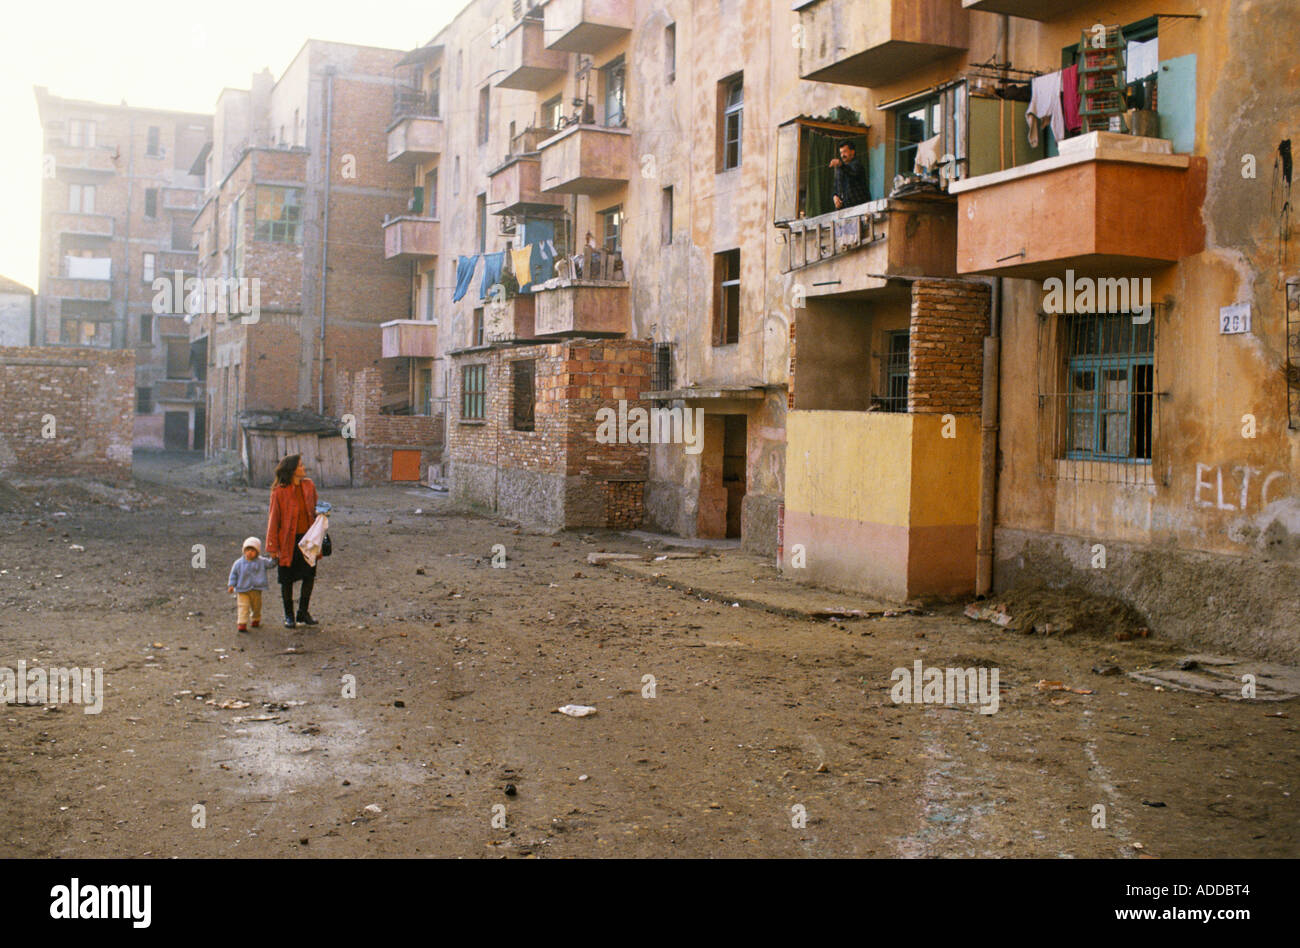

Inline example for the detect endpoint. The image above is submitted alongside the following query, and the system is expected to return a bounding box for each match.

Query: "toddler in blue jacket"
[228,537,274,632]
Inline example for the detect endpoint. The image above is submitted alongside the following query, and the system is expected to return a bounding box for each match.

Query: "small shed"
[239,410,351,488]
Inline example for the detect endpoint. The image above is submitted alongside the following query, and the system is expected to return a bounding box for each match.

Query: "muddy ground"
[1,452,1296,858]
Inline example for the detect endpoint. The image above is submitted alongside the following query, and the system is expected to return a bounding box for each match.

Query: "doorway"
[164,411,189,451]
[697,413,747,539]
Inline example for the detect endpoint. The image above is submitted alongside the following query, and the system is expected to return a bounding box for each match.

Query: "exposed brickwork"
[908,279,989,415]
[447,338,653,528]
[0,346,134,480]
[337,367,443,485]
[787,320,796,410]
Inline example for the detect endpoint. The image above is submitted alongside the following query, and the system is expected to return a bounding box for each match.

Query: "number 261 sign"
[1220,302,1251,335]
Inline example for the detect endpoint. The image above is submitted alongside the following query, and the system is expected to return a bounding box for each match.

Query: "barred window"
[1064,315,1153,461]
[511,360,535,431]
[254,186,302,244]
[881,331,909,413]
[461,364,487,421]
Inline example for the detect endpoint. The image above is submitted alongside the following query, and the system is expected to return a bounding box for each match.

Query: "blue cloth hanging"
[452,255,479,303]
[480,252,506,300]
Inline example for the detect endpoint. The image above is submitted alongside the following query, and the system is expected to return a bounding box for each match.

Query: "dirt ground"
[1,452,1296,858]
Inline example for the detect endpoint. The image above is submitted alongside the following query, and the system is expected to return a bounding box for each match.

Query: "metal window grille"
[1037,310,1159,483]
[881,331,910,412]
[511,360,535,431]
[1287,279,1300,429]
[653,343,674,393]
[461,364,486,420]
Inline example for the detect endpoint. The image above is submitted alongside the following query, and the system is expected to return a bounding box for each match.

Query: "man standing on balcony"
[829,141,869,210]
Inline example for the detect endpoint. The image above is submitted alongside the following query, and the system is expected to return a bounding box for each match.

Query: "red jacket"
[265,478,318,567]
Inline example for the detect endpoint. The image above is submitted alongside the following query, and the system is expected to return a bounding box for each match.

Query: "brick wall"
[337,366,443,484]
[0,346,134,480]
[908,279,989,415]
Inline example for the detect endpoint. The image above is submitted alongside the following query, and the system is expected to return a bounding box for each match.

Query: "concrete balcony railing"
[538,124,632,195]
[488,154,567,216]
[383,216,440,260]
[781,195,957,297]
[51,212,114,238]
[798,0,968,87]
[386,115,444,164]
[949,132,1207,279]
[162,187,202,211]
[484,294,536,342]
[381,319,438,359]
[961,0,1084,20]
[50,143,119,173]
[496,17,568,91]
[159,250,198,273]
[534,282,629,337]
[544,0,633,53]
[47,277,112,302]
[153,378,203,402]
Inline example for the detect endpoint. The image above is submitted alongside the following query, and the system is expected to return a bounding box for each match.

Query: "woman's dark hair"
[273,454,302,487]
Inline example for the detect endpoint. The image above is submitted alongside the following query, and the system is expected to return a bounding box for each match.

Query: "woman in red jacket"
[265,454,319,629]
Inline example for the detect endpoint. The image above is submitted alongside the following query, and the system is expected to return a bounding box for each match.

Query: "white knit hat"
[243,536,263,553]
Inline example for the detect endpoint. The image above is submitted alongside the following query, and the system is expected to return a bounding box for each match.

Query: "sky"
[0,0,468,290]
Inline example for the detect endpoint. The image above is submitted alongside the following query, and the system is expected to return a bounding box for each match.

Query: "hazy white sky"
[0,0,468,289]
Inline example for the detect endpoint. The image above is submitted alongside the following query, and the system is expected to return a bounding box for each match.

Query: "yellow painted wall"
[786,410,912,527]
[909,413,980,528]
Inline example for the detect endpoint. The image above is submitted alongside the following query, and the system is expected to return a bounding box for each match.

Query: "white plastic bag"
[298,513,329,567]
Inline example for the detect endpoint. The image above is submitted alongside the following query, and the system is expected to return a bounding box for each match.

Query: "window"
[253,186,302,243]
[146,126,161,157]
[230,193,246,278]
[720,75,743,170]
[453,156,461,195]
[713,249,740,346]
[511,360,536,431]
[600,205,623,253]
[472,307,485,346]
[428,69,441,118]
[478,86,491,145]
[461,363,486,420]
[293,108,301,146]
[61,318,110,347]
[68,120,95,147]
[661,187,674,245]
[142,252,156,283]
[139,313,154,343]
[603,56,626,128]
[416,365,433,416]
[653,342,673,392]
[425,168,438,218]
[68,184,95,213]
[476,193,487,253]
[137,387,153,413]
[145,188,158,218]
[1064,314,1154,461]
[882,332,909,413]
[665,23,676,83]
[543,94,563,130]
[890,81,966,180]
[423,269,437,320]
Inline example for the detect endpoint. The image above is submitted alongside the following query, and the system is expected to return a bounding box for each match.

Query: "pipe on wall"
[976,277,1002,597]
[318,68,335,414]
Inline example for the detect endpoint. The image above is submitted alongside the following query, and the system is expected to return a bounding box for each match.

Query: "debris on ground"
[964,584,1150,639]
[1127,654,1300,700]
[555,704,597,717]
[1035,680,1095,695]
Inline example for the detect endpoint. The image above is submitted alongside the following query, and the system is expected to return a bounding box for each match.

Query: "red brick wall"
[337,366,443,484]
[0,346,134,480]
[908,279,989,415]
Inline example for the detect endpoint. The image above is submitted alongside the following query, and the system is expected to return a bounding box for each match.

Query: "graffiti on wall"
[1193,462,1289,512]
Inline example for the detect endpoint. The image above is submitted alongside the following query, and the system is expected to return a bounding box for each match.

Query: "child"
[228,537,274,632]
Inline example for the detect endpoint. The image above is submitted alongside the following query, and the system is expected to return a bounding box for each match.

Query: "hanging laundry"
[510,245,534,291]
[532,239,555,285]
[1126,38,1159,84]
[452,254,479,303]
[1062,63,1082,135]
[480,251,506,300]
[1027,69,1065,147]
[913,133,942,175]
[544,239,557,257]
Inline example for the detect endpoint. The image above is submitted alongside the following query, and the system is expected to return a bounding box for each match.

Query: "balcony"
[47,277,112,302]
[162,188,202,211]
[781,195,957,297]
[159,250,198,273]
[534,253,628,337]
[961,0,1083,20]
[381,319,438,359]
[484,294,536,342]
[496,17,568,91]
[798,0,968,88]
[544,0,633,53]
[386,114,444,164]
[538,124,631,195]
[383,216,440,260]
[489,154,566,216]
[51,212,114,238]
[153,379,203,402]
[50,143,119,174]
[949,132,1207,279]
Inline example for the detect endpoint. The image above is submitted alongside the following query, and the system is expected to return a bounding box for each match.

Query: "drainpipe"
[998,14,1010,68]
[318,69,335,414]
[976,277,1002,597]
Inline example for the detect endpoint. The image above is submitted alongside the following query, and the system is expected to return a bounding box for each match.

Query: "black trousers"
[277,534,316,617]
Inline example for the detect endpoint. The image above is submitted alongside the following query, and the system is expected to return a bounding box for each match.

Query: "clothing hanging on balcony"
[452,254,479,303]
[1026,70,1065,147]
[913,134,942,175]
[480,252,505,300]
[1062,64,1082,135]
[510,245,534,291]
[1126,38,1159,84]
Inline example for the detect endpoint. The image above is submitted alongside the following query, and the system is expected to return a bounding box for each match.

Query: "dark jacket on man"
[833,155,870,208]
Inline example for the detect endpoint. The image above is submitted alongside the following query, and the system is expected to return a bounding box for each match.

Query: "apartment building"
[782,0,1299,659]
[33,87,212,451]
[189,41,443,484]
